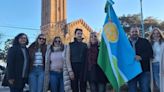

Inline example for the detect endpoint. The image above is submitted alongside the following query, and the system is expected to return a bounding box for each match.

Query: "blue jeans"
[152,62,160,89]
[29,66,44,92]
[50,71,64,92]
[128,72,150,92]
[89,82,106,92]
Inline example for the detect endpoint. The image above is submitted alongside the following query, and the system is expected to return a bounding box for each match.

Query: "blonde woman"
[86,32,108,92]
[149,27,164,91]
[160,44,164,92]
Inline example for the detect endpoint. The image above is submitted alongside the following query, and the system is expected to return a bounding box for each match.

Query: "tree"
[119,14,163,33]
[0,33,3,44]
[144,17,160,30]
[0,39,13,62]
[119,14,141,33]
[119,14,141,26]
[0,49,4,59]
[0,33,4,59]
[160,21,164,31]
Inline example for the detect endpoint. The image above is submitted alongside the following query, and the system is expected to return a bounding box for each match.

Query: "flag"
[98,0,142,91]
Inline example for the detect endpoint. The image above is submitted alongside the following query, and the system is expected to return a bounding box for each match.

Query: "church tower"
[41,0,67,43]
[41,0,93,44]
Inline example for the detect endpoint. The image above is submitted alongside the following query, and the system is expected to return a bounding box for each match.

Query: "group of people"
[3,26,164,92]
[4,28,107,92]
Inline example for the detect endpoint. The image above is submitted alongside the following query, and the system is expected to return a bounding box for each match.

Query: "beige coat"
[160,45,164,92]
[43,45,73,92]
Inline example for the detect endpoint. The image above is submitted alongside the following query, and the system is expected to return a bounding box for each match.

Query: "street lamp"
[140,0,145,38]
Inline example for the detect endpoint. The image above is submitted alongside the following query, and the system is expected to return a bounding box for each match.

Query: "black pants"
[89,82,106,92]
[71,63,86,92]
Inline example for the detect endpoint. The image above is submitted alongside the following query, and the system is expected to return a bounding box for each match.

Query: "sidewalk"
[0,81,130,92]
[0,81,9,92]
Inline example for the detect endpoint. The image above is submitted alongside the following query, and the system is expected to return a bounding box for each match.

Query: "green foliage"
[0,33,2,44]
[160,21,164,31]
[0,39,13,62]
[119,14,164,33]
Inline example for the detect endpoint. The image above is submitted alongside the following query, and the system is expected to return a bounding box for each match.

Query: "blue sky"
[0,0,164,49]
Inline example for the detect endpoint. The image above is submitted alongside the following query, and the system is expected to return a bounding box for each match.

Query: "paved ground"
[0,83,114,92]
[0,84,124,92]
[0,81,29,92]
[0,82,158,92]
[0,86,9,92]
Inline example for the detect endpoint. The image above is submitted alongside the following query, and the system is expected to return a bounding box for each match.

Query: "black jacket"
[130,37,153,72]
[7,45,30,88]
[69,38,87,63]
[69,38,88,81]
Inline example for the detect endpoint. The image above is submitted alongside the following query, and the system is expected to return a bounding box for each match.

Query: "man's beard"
[131,35,138,41]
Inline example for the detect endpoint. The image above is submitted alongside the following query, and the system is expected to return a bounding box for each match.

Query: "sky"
[0,0,164,49]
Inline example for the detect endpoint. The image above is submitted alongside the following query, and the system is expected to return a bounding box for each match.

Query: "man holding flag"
[128,26,153,92]
[98,0,142,91]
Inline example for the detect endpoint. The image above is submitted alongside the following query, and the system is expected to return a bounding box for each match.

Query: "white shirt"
[152,42,164,63]
[34,49,43,65]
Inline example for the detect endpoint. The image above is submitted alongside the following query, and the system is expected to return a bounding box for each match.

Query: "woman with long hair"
[86,32,107,92]
[149,27,164,91]
[28,34,47,92]
[7,33,30,92]
[160,43,164,92]
[44,36,74,92]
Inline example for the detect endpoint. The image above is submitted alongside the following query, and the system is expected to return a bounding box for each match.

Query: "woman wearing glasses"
[44,36,74,92]
[28,34,47,92]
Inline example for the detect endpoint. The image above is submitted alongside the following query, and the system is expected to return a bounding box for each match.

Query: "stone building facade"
[41,0,93,44]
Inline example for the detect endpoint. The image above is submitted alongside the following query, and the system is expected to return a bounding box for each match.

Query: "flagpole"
[140,0,145,38]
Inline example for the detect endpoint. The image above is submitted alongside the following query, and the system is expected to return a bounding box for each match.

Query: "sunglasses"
[54,40,61,43]
[39,37,46,40]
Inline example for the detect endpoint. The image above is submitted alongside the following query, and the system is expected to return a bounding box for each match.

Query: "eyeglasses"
[54,40,61,43]
[39,37,46,40]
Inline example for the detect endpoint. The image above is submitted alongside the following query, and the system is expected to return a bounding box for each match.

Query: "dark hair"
[74,28,83,34]
[50,36,64,52]
[13,33,29,46]
[34,34,46,48]
[130,25,139,31]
